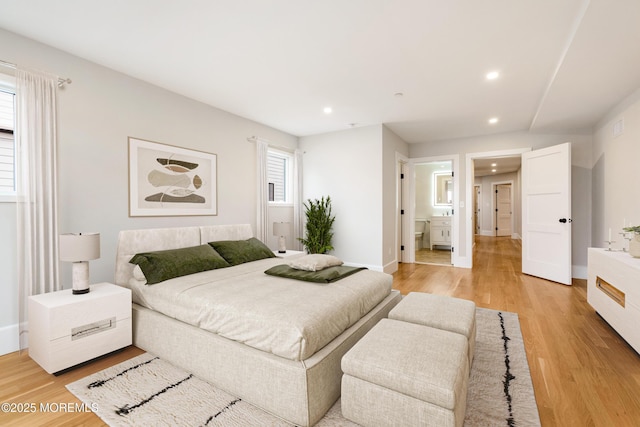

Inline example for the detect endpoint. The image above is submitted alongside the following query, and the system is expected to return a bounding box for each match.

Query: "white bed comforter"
[129,257,392,361]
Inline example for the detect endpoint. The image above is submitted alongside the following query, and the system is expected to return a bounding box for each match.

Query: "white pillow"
[133,264,147,282]
[288,254,343,272]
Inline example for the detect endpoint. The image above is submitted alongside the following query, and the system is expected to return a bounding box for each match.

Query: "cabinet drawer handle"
[72,317,117,340]
[596,276,625,307]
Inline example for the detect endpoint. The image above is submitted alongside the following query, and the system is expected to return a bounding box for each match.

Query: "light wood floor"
[415,247,452,265]
[396,236,640,426]
[1,236,639,426]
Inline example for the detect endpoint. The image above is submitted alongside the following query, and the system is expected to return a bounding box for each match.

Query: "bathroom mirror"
[434,172,453,206]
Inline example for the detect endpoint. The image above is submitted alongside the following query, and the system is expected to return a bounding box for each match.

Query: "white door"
[521,142,572,285]
[496,184,512,236]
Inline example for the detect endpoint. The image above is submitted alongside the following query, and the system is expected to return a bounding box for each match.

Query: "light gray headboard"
[114,224,253,288]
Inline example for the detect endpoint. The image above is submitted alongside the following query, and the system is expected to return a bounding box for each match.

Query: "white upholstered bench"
[341,319,469,427]
[389,292,476,367]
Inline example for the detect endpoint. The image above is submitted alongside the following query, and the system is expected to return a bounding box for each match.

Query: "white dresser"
[587,248,640,354]
[430,216,452,250]
[28,282,132,374]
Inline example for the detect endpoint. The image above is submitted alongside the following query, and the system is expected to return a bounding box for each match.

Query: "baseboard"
[572,265,587,280]
[346,261,385,273]
[512,233,522,240]
[453,255,472,269]
[0,323,20,356]
[383,260,398,274]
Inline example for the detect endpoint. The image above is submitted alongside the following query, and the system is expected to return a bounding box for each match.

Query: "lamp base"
[278,236,287,254]
[72,261,91,295]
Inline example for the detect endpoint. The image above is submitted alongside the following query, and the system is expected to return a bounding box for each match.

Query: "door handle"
[559,218,572,223]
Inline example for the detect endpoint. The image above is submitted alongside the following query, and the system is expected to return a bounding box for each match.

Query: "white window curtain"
[255,139,269,242]
[292,149,304,251]
[16,68,60,350]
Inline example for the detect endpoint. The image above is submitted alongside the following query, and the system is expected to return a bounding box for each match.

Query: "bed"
[114,224,401,426]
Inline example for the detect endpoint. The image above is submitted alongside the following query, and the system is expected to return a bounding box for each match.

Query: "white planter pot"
[630,234,640,258]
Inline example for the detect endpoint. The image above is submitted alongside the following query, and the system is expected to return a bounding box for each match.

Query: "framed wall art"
[128,137,217,216]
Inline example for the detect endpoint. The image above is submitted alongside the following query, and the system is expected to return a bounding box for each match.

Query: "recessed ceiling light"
[323,107,332,114]
[488,117,499,124]
[491,163,497,167]
[486,71,500,80]
[394,92,404,97]
[492,169,497,173]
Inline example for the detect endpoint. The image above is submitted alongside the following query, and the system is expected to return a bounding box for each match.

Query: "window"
[0,88,15,197]
[267,149,293,204]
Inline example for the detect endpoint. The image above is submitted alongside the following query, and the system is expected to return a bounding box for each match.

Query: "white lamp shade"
[59,233,100,262]
[273,222,290,236]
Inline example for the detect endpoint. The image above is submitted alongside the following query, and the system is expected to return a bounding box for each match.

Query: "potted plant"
[298,196,335,254]
[623,225,640,258]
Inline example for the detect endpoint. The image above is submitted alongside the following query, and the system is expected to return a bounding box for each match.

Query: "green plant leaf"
[298,195,335,254]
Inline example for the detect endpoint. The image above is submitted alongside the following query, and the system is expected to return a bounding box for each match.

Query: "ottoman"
[389,292,476,366]
[341,319,469,427]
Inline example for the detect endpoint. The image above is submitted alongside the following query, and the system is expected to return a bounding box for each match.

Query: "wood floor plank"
[1,235,639,426]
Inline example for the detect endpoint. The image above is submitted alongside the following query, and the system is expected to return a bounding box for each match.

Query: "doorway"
[466,149,527,268]
[414,160,452,266]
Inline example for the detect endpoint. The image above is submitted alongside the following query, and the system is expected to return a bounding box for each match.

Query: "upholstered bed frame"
[114,224,401,426]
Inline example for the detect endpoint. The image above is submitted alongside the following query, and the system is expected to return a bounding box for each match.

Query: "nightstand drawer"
[46,289,130,341]
[29,282,132,374]
[47,317,132,373]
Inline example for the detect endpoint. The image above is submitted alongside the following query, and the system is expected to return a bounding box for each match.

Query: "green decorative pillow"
[208,237,275,266]
[129,244,230,285]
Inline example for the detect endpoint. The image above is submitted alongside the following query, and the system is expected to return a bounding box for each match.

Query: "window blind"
[267,151,287,202]
[0,90,15,193]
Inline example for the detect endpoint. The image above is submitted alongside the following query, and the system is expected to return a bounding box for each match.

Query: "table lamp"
[273,222,290,254]
[59,232,100,295]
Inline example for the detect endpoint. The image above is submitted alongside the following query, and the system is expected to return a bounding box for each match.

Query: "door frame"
[465,148,530,268]
[406,154,460,266]
[396,152,409,264]
[492,180,514,237]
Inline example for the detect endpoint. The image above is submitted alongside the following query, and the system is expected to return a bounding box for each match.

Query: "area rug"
[67,307,540,426]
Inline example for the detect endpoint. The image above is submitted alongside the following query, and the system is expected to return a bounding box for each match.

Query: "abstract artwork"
[129,137,217,216]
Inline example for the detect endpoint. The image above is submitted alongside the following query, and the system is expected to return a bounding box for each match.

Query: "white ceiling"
[1,0,640,143]
[474,157,521,177]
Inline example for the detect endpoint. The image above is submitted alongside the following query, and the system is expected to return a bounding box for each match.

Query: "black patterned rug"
[67,308,540,426]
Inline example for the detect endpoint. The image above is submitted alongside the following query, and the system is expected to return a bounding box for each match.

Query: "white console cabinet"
[587,248,640,354]
[430,216,452,250]
[29,282,132,374]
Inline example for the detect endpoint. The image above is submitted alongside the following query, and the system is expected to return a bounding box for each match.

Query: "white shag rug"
[67,308,540,426]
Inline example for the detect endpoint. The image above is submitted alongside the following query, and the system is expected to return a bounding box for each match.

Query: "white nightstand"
[273,250,305,258]
[28,282,132,374]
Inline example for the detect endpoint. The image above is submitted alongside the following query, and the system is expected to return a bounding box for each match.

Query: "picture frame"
[128,137,217,216]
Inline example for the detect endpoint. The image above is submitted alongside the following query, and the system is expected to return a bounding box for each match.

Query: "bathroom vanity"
[430,216,451,250]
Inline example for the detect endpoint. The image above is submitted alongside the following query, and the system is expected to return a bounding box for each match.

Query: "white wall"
[300,125,384,269]
[299,125,408,272]
[0,29,297,349]
[410,131,593,273]
[415,163,453,219]
[382,126,410,271]
[593,89,640,250]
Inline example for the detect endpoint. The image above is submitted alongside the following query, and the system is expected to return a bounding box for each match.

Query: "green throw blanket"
[264,264,366,283]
